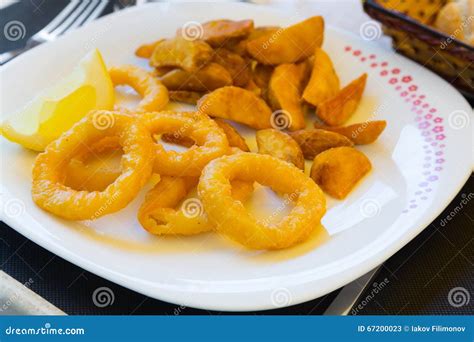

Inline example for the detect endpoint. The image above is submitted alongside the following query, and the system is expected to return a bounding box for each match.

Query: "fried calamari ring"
[143,111,230,176]
[138,176,253,236]
[109,65,169,112]
[198,153,326,250]
[32,111,154,220]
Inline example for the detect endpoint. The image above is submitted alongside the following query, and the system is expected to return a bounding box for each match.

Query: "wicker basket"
[363,0,474,97]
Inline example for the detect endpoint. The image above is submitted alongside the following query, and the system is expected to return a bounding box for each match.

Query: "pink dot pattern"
[344,46,446,213]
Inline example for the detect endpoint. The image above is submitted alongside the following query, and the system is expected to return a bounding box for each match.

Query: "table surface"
[0,0,473,315]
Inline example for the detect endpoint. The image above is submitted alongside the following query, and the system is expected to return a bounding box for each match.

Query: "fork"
[0,0,108,65]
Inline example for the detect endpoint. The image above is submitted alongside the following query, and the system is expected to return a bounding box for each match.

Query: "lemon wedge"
[1,49,114,151]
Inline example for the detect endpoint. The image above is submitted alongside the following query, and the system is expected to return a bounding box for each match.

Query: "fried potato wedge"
[226,26,280,55]
[213,48,251,87]
[168,90,205,104]
[150,37,213,72]
[197,86,272,129]
[268,63,309,131]
[252,64,273,93]
[244,79,262,96]
[317,73,367,126]
[246,16,324,65]
[214,118,250,152]
[310,147,372,199]
[314,120,387,145]
[151,66,175,77]
[256,129,304,170]
[177,19,254,47]
[289,129,354,159]
[160,63,232,91]
[248,26,281,40]
[135,39,163,59]
[302,48,340,106]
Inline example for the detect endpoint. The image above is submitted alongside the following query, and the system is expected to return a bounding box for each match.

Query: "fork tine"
[81,0,108,26]
[60,0,101,34]
[48,0,91,37]
[39,0,81,33]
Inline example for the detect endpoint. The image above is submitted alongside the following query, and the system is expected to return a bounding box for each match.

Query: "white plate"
[1,3,472,311]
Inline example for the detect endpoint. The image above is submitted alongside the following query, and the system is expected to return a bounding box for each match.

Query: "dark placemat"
[1,0,473,315]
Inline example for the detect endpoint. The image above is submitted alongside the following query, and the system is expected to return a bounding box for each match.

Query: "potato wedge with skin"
[310,147,372,199]
[317,73,367,126]
[214,118,250,152]
[314,120,387,145]
[213,48,251,87]
[268,63,308,131]
[226,26,280,55]
[151,66,175,77]
[150,37,213,72]
[169,90,205,105]
[197,86,272,129]
[252,64,273,89]
[250,64,273,100]
[303,48,340,106]
[246,16,324,65]
[177,19,254,47]
[256,129,305,170]
[160,63,232,91]
[244,79,262,96]
[135,39,163,59]
[289,129,354,160]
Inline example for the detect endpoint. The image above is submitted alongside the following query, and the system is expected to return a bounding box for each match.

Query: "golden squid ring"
[198,153,326,250]
[32,111,154,220]
[109,65,169,112]
[143,111,230,177]
[138,176,253,236]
